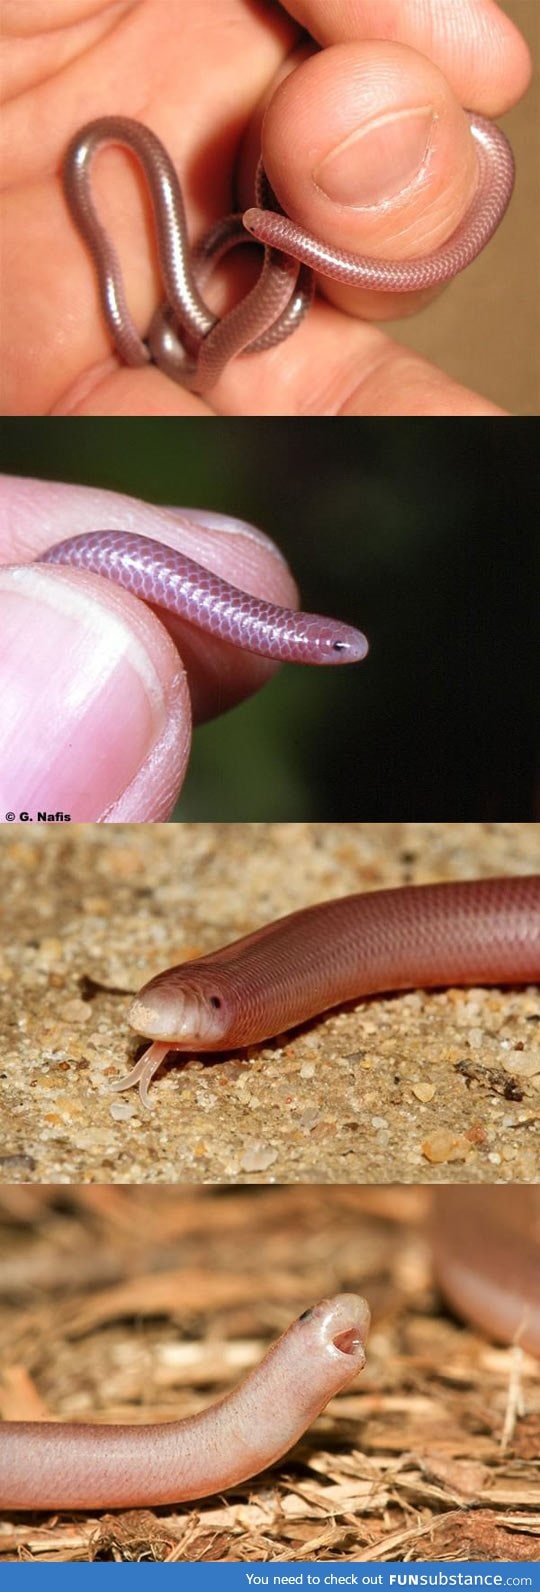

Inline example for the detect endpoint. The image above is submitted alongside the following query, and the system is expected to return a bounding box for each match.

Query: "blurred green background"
[0,418,537,819]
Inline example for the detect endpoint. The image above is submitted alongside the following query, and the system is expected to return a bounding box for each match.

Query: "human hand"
[0,475,300,820]
[2,0,530,417]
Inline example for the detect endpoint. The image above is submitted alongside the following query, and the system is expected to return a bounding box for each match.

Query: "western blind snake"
[38,530,368,665]
[1,1192,538,1512]
[431,1188,540,1362]
[113,875,540,1108]
[64,112,515,392]
[0,1295,370,1510]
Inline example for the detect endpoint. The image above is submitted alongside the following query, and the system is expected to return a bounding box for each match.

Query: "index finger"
[283,0,531,111]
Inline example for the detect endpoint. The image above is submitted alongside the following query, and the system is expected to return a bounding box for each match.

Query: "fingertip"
[161,506,299,607]
[166,503,301,585]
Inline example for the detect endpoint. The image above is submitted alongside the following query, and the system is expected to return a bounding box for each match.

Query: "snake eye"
[298,1305,314,1323]
[209,995,222,1009]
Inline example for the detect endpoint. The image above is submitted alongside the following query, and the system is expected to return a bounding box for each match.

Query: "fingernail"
[165,508,289,565]
[313,106,435,207]
[0,567,168,818]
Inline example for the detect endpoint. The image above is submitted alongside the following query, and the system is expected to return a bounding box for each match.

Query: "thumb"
[0,561,191,823]
[261,41,482,320]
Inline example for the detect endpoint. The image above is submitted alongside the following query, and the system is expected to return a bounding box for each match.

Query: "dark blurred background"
[0,418,538,820]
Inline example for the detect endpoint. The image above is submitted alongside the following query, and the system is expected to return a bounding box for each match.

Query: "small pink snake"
[117,875,540,1107]
[64,112,515,393]
[38,529,368,664]
[0,1295,370,1510]
[1,1192,539,1511]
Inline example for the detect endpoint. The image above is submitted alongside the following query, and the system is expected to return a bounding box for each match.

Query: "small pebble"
[298,1108,321,1130]
[240,1143,278,1173]
[422,1130,470,1164]
[82,894,112,912]
[109,1099,136,1122]
[62,999,92,1024]
[195,1091,217,1111]
[502,1051,540,1079]
[412,1082,436,1103]
[36,937,64,965]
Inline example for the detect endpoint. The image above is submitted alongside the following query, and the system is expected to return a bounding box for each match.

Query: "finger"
[51,364,211,418]
[261,40,499,321]
[214,296,503,415]
[282,0,531,111]
[0,475,299,722]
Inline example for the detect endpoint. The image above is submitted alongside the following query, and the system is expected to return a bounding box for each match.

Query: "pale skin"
[2,0,531,417]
